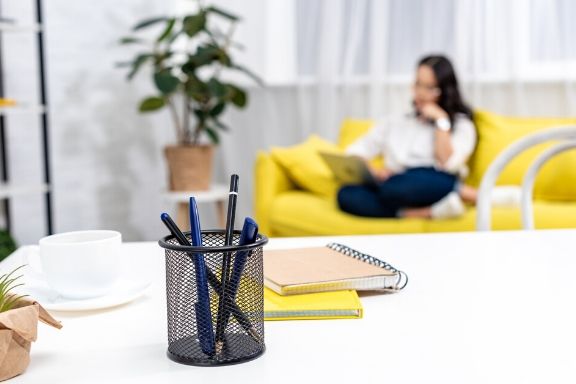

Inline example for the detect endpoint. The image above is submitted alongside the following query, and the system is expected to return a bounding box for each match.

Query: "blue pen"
[221,217,258,331]
[189,197,215,356]
[159,212,215,356]
[229,217,258,300]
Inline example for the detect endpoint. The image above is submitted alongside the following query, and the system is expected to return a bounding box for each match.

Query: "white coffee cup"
[37,230,122,299]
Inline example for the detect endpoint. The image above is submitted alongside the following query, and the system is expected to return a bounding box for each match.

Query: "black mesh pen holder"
[158,230,268,366]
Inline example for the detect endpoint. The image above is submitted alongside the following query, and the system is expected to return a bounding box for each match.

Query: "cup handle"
[23,245,46,282]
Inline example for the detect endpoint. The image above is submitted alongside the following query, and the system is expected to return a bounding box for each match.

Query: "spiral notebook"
[264,287,362,320]
[264,243,408,295]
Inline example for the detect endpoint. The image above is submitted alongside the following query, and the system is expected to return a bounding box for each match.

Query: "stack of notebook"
[262,243,407,320]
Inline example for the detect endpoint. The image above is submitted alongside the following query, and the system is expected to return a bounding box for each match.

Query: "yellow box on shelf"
[0,98,16,107]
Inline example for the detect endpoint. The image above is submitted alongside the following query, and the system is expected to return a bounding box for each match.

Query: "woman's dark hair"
[418,55,473,124]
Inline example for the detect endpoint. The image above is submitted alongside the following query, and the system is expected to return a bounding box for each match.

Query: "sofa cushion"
[337,119,374,148]
[270,135,342,198]
[424,201,576,232]
[467,110,576,201]
[268,191,426,236]
[268,191,576,236]
[337,119,384,169]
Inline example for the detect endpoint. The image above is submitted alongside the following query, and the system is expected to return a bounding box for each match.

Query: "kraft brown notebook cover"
[264,243,407,295]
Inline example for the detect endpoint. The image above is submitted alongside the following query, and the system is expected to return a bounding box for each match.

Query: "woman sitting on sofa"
[338,54,478,219]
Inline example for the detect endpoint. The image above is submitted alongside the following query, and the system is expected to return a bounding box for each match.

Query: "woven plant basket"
[164,145,214,191]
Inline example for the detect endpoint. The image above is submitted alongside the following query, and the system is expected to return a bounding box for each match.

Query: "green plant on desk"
[0,265,26,313]
[118,1,261,145]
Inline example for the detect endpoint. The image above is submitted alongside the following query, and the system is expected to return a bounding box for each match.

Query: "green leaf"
[193,109,208,121]
[127,54,153,80]
[168,30,181,44]
[183,12,206,37]
[228,85,247,108]
[186,76,209,102]
[190,91,209,103]
[119,37,143,45]
[1,293,27,313]
[204,126,220,144]
[133,16,169,31]
[154,70,180,94]
[207,78,227,98]
[157,18,176,43]
[185,77,207,98]
[230,64,264,85]
[181,60,195,74]
[210,103,226,117]
[188,45,220,67]
[139,96,165,112]
[217,50,232,66]
[206,6,240,21]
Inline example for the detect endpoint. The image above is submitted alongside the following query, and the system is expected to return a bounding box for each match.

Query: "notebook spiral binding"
[327,243,408,290]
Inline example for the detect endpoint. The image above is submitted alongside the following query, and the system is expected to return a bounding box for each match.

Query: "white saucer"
[23,278,152,311]
[8,244,155,312]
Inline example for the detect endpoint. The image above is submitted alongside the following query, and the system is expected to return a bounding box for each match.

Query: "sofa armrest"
[254,151,296,236]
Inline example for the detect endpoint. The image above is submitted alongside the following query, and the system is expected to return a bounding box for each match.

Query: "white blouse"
[346,113,477,176]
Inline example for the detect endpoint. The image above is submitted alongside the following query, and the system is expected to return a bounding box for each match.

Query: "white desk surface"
[3,229,576,384]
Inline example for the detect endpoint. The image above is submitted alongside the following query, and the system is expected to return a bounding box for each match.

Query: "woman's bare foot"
[402,207,432,218]
[459,184,477,204]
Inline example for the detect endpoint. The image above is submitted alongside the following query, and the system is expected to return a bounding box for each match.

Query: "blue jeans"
[337,167,458,218]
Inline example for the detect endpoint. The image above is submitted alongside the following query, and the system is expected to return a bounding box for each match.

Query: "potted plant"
[0,266,61,381]
[119,2,261,191]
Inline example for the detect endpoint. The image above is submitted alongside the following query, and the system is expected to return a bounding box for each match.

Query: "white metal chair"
[476,126,576,231]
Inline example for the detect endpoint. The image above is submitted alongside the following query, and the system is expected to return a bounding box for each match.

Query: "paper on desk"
[0,297,61,382]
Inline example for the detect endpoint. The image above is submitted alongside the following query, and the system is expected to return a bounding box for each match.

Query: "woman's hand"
[419,102,448,122]
[420,103,454,165]
[370,167,394,182]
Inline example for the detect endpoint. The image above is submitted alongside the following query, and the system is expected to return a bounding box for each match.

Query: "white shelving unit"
[0,22,41,32]
[0,105,46,115]
[0,182,48,199]
[0,0,53,235]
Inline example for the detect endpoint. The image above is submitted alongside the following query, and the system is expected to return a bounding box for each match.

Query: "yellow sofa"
[254,110,576,237]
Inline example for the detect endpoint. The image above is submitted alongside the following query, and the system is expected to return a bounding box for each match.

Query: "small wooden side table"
[163,184,228,230]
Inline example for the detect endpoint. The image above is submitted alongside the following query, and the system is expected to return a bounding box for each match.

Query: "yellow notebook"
[263,287,363,321]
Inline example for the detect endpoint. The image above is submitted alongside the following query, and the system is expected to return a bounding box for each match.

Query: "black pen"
[215,174,239,354]
[160,212,261,343]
